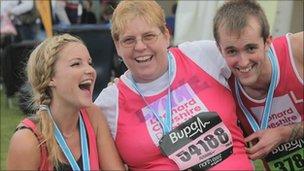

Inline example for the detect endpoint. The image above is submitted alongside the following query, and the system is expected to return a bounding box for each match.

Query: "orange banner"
[35,0,52,37]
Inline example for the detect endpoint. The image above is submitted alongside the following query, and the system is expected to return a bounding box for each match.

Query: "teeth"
[79,79,93,91]
[80,80,92,85]
[136,56,151,61]
[135,55,152,63]
[238,66,252,73]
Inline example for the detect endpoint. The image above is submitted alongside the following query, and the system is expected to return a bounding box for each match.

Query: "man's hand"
[245,122,303,160]
[245,126,289,160]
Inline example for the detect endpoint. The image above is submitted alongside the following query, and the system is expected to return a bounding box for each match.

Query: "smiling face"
[217,17,272,87]
[115,16,170,83]
[49,42,96,108]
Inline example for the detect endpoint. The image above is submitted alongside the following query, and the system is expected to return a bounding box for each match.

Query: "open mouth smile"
[135,55,153,63]
[236,64,255,73]
[79,79,93,92]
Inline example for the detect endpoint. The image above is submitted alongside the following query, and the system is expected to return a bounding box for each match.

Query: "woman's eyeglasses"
[119,32,162,48]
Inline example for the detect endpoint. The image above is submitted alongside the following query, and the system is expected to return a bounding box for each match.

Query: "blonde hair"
[27,33,83,167]
[111,0,167,41]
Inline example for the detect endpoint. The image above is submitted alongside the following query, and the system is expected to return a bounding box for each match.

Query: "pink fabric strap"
[80,109,100,170]
[21,109,100,170]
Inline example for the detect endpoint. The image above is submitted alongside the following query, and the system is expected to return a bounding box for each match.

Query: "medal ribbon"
[130,52,173,135]
[235,48,278,132]
[42,105,90,170]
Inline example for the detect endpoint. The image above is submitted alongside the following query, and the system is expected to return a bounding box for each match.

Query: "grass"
[254,159,265,171]
[0,88,265,170]
[0,89,24,170]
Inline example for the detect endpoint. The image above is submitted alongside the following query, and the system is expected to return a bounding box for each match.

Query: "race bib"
[159,112,233,170]
[266,138,304,171]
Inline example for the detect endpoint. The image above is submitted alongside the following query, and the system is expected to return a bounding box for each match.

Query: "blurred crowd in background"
[0,0,121,44]
[0,0,302,111]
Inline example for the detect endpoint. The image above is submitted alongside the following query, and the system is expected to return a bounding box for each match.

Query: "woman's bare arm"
[7,128,40,170]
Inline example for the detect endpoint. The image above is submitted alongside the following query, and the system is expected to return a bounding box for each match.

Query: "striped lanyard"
[235,48,278,132]
[44,106,90,170]
[130,52,173,135]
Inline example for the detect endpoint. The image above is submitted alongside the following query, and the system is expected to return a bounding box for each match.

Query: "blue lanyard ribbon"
[130,52,173,135]
[235,48,278,132]
[45,106,90,170]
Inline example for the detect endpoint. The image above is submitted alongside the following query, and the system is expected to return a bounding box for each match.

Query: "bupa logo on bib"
[159,112,233,170]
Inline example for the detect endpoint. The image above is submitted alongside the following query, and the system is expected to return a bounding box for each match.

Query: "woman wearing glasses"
[95,1,253,170]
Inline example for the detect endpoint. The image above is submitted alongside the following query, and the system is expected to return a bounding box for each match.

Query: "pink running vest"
[114,48,253,170]
[230,34,303,170]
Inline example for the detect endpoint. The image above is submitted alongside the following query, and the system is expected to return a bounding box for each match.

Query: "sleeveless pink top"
[98,45,253,170]
[21,109,99,170]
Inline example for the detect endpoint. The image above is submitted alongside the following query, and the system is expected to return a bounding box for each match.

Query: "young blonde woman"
[7,34,124,170]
